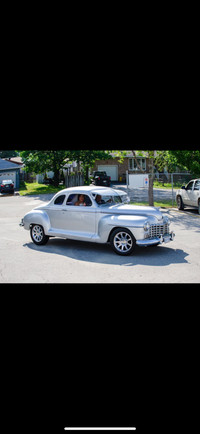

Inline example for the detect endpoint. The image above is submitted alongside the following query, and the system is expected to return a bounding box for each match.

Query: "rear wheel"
[30,224,49,245]
[177,195,184,210]
[198,200,200,215]
[110,228,136,255]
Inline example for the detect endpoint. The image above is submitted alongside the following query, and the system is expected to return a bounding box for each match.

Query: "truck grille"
[149,223,169,238]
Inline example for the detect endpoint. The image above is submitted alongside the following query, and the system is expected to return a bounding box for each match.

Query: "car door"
[182,181,194,206]
[60,193,96,239]
[193,180,200,206]
[45,194,67,230]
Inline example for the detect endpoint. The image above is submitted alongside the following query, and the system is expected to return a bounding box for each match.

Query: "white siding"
[0,171,16,186]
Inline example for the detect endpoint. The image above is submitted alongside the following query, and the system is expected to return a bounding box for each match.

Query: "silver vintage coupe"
[19,186,175,255]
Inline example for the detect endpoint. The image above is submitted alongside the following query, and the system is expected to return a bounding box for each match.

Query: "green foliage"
[0,150,18,158]
[167,150,200,177]
[19,149,113,186]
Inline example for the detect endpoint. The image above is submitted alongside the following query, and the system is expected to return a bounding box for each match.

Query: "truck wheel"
[177,196,184,210]
[110,228,136,255]
[30,224,49,245]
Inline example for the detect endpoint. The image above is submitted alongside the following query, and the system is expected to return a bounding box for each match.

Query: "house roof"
[0,158,21,170]
[4,157,23,165]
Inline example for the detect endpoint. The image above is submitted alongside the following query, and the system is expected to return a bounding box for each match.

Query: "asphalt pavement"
[0,193,200,283]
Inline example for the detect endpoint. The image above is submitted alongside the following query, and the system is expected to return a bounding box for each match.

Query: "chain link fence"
[154,172,193,206]
[114,172,194,205]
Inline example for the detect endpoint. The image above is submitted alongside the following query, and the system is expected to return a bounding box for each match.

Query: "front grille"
[149,223,169,238]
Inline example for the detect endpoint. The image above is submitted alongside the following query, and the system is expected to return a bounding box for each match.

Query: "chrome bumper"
[136,231,175,247]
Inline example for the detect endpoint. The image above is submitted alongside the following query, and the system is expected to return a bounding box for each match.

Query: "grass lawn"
[153,181,182,189]
[130,200,175,208]
[19,182,65,196]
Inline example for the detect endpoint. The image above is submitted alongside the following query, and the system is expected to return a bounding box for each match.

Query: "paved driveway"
[0,194,200,283]
[111,183,176,202]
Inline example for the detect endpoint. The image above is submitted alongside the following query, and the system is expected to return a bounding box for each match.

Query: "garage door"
[98,165,118,181]
[0,172,16,187]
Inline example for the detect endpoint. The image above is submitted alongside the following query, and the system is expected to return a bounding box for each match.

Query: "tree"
[19,149,113,187]
[167,150,200,177]
[20,150,70,187]
[64,150,113,183]
[0,150,18,159]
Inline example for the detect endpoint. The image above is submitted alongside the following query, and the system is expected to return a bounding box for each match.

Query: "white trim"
[128,158,146,172]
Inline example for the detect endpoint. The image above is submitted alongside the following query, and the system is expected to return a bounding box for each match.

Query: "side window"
[194,181,200,190]
[66,194,92,206]
[54,195,66,205]
[66,194,77,205]
[186,181,194,191]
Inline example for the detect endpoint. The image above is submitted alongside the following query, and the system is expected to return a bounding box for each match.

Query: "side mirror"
[181,185,186,189]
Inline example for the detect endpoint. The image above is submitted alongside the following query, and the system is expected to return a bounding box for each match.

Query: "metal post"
[172,173,173,207]
[126,170,129,198]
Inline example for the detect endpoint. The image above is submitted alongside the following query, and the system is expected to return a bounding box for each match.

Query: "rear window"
[54,195,66,205]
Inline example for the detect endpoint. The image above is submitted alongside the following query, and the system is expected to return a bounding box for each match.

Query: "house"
[0,158,21,189]
[90,151,151,182]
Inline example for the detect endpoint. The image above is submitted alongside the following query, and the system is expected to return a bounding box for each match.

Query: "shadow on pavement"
[168,209,200,232]
[23,238,189,267]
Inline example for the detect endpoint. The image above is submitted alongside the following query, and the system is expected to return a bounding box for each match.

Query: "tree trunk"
[53,168,60,187]
[148,156,154,206]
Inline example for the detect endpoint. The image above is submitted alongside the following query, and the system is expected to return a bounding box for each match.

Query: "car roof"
[48,185,125,203]
[55,186,122,195]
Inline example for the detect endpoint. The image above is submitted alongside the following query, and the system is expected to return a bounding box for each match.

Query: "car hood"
[100,204,163,221]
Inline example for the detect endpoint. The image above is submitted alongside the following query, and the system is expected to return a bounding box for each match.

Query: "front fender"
[98,214,148,243]
[23,210,51,233]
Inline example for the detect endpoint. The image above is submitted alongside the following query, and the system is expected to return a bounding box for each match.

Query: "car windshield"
[92,192,123,206]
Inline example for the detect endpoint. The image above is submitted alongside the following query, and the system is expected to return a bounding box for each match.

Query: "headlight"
[144,222,150,232]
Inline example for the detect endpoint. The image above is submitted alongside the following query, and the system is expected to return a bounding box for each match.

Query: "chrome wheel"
[110,228,136,255]
[114,231,133,252]
[32,225,44,242]
[30,224,49,245]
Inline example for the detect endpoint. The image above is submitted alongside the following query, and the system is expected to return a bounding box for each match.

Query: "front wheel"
[30,224,49,245]
[110,228,136,255]
[198,201,200,215]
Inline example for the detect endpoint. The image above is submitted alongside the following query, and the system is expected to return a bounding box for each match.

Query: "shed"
[0,158,20,189]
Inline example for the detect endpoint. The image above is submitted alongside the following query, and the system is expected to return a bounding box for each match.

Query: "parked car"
[91,171,111,186]
[0,179,14,194]
[176,179,200,214]
[43,177,54,185]
[19,186,175,255]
